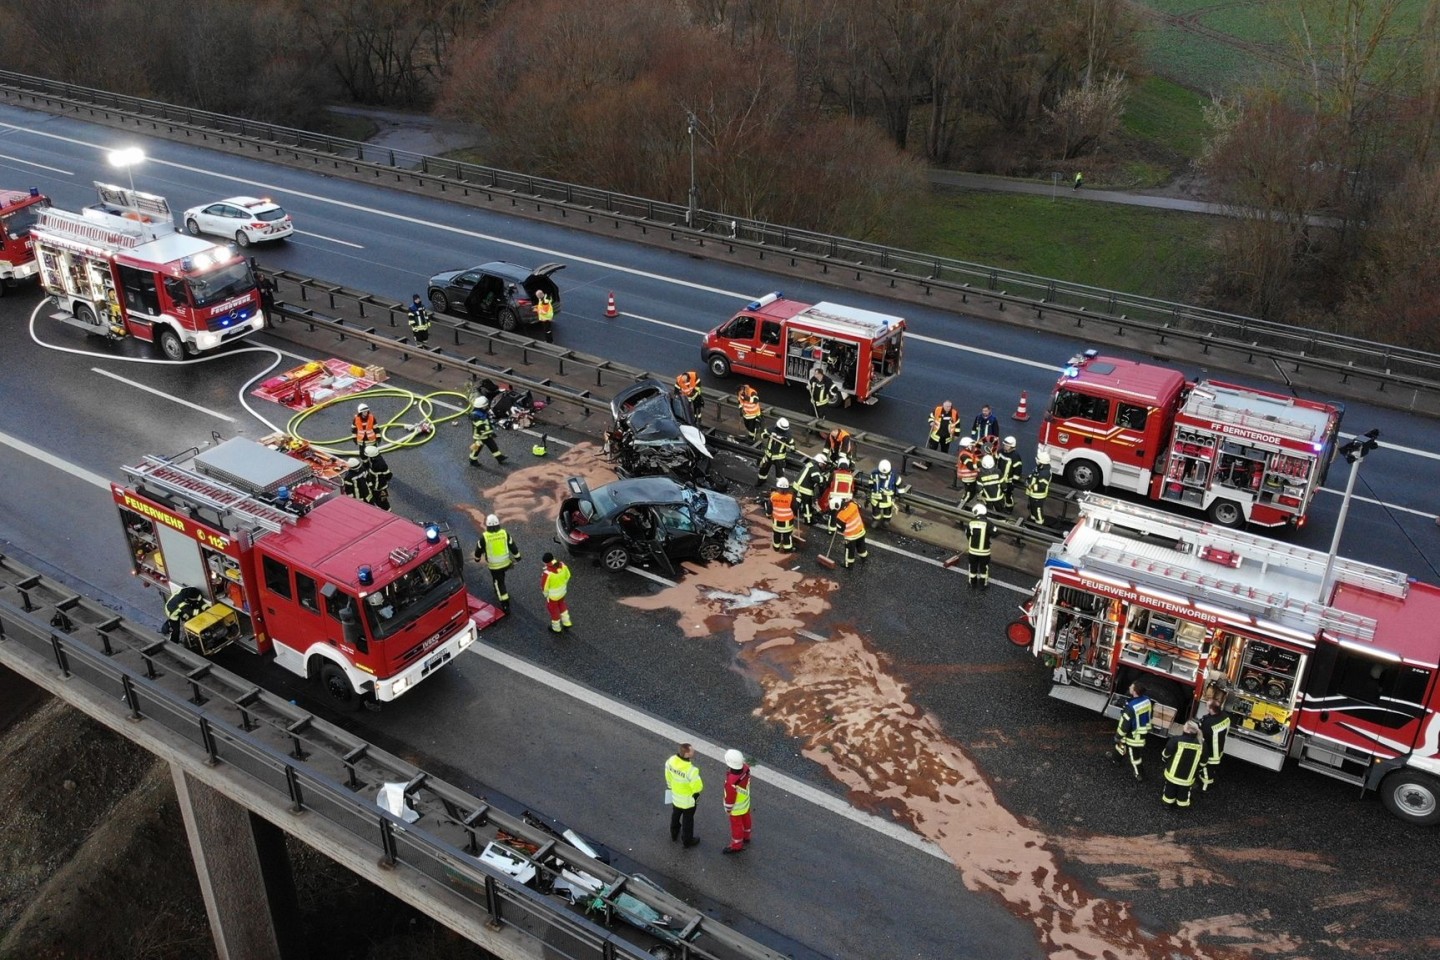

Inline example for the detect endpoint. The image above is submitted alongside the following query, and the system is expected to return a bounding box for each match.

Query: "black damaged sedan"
[556,476,749,572]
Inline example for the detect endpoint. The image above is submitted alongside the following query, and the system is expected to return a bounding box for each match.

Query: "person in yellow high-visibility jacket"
[540,552,572,633]
[665,742,704,847]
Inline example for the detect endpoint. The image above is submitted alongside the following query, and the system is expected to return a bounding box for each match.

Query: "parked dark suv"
[427,261,564,332]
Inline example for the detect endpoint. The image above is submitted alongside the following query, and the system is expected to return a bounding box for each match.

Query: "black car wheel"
[601,543,632,572]
[429,289,450,314]
[498,307,519,332]
[696,541,724,563]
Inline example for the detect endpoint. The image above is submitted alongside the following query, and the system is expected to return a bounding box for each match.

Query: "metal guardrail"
[265,270,1062,565]
[2,68,1438,395]
[0,550,785,960]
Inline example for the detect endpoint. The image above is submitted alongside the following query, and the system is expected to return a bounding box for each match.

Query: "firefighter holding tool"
[756,418,794,484]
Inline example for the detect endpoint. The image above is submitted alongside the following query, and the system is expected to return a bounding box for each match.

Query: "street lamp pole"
[686,113,698,229]
[107,147,146,194]
[1319,429,1380,600]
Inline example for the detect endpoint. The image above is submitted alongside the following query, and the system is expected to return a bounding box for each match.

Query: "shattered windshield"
[187,260,255,309]
[361,549,460,640]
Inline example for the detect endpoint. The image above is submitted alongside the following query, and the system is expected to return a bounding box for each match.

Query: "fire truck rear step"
[1295,734,1372,786]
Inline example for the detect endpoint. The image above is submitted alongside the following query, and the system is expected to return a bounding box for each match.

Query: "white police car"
[182,196,294,247]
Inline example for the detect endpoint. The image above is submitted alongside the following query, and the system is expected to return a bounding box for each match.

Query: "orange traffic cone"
[605,292,618,318]
[1012,391,1029,422]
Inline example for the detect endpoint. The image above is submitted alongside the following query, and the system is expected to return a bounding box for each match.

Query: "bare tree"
[1046,73,1129,159]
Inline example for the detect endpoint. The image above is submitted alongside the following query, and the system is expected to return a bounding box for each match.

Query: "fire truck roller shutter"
[154,523,206,593]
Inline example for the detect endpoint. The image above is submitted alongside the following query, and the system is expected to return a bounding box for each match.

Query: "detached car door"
[653,504,702,558]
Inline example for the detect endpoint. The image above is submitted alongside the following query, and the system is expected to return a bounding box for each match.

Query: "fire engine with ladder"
[1011,494,1440,826]
[31,182,266,360]
[1039,350,1344,528]
[113,438,501,707]
[0,186,50,292]
[701,292,905,404]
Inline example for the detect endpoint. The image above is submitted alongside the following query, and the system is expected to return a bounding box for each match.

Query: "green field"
[899,190,1218,303]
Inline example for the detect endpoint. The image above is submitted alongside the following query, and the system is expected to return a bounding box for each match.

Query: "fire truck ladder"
[1185,395,1319,443]
[124,457,296,535]
[1076,494,1407,642]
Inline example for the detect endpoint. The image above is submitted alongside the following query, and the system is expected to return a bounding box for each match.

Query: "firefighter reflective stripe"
[1201,713,1230,763]
[483,530,516,570]
[729,774,751,815]
[978,467,1004,503]
[956,451,980,481]
[542,562,571,600]
[770,491,795,524]
[354,412,377,441]
[665,756,703,809]
[471,412,495,441]
[536,295,554,322]
[829,470,855,501]
[407,305,431,331]
[738,389,761,418]
[809,376,835,407]
[839,502,865,539]
[794,462,824,496]
[967,518,992,555]
[929,406,959,440]
[1163,735,1204,785]
[763,431,794,460]
[1027,470,1051,499]
[1117,696,1153,746]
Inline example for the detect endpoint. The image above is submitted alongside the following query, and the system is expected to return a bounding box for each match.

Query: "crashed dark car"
[426,261,564,331]
[556,475,749,572]
[603,380,727,490]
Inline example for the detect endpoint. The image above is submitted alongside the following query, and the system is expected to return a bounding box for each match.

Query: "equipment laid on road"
[113,437,500,707]
[1012,494,1440,826]
[31,182,266,360]
[0,186,50,291]
[702,291,906,404]
[1039,349,1343,528]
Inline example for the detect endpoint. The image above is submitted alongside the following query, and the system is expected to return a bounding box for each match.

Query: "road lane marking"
[0,430,109,490]
[0,152,71,175]
[297,230,363,249]
[91,367,236,422]
[470,642,951,863]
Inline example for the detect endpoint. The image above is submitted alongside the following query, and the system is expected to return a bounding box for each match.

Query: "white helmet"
[1003,436,1017,449]
[836,454,851,469]
[973,504,988,516]
[959,437,975,448]
[814,451,830,465]
[485,514,500,528]
[725,749,745,770]
[776,477,791,489]
[776,417,790,431]
[363,444,379,458]
[981,455,995,469]
[356,402,369,413]
[346,457,360,468]
[878,459,892,474]
[472,395,488,409]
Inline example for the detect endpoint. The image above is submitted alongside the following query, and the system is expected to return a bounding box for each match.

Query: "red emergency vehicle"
[1012,494,1440,826]
[0,187,50,292]
[113,438,500,707]
[701,292,905,404]
[32,182,266,360]
[1039,350,1343,528]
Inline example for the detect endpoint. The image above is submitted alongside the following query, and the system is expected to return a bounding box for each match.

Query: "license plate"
[422,650,451,675]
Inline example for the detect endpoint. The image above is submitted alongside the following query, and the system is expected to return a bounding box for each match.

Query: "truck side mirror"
[323,583,364,648]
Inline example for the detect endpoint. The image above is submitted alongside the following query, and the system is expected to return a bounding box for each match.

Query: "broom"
[942,552,965,569]
[816,526,840,569]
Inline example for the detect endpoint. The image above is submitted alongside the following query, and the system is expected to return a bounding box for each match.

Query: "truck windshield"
[361,549,460,641]
[0,199,49,239]
[186,261,255,309]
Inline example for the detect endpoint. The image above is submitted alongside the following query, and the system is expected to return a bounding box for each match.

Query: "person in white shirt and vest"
[474,514,520,613]
[665,743,704,847]
[722,749,752,854]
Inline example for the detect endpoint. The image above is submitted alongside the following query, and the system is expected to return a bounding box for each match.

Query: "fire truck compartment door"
[1049,683,1111,715]
[155,523,205,588]
[1218,735,1286,772]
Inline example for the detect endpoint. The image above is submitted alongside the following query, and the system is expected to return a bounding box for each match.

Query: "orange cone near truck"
[701,292,905,405]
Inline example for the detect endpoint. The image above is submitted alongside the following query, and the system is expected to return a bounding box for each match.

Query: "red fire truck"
[113,438,501,707]
[0,187,50,293]
[1011,494,1440,826]
[701,292,905,404]
[1039,350,1344,528]
[31,182,266,360]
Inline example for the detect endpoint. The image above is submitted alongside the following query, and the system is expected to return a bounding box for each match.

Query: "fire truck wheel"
[707,354,731,378]
[1206,499,1244,528]
[156,327,185,362]
[318,661,359,709]
[1380,770,1440,826]
[74,302,98,328]
[1063,459,1102,491]
[185,218,201,236]
[497,307,519,332]
[601,542,632,572]
[234,230,251,248]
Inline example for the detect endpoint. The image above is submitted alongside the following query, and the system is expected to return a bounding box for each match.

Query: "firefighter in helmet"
[765,477,796,552]
[474,513,521,613]
[977,454,1005,513]
[756,418,794,484]
[954,436,981,503]
[163,585,208,646]
[997,436,1022,513]
[1024,453,1054,526]
[1112,682,1153,781]
[468,395,507,466]
[353,402,379,450]
[966,504,994,589]
[792,451,830,525]
[361,444,392,511]
[867,459,909,525]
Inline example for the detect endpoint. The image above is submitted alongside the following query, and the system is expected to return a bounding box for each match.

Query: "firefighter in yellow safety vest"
[474,514,521,613]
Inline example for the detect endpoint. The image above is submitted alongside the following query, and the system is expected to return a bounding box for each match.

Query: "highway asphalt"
[1,101,1439,960]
